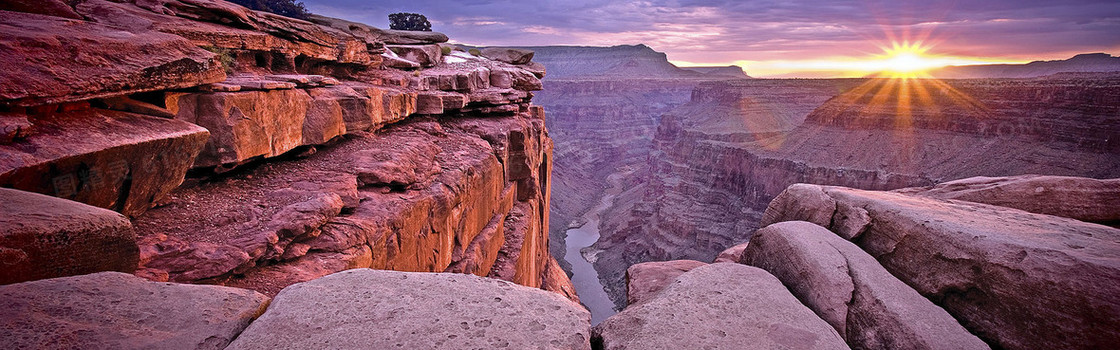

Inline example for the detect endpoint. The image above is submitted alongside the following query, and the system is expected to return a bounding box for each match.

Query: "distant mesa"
[929,52,1120,79]
[494,44,748,80]
[680,65,752,79]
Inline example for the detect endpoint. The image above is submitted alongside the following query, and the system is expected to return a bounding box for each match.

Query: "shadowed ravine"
[563,172,626,325]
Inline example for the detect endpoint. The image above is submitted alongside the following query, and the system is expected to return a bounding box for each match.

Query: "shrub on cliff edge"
[229,0,311,20]
[389,12,432,31]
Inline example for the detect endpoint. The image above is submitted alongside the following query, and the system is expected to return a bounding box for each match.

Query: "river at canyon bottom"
[563,173,625,325]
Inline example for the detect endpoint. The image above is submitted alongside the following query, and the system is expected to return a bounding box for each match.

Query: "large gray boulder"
[0,188,137,284]
[0,272,269,349]
[743,221,989,350]
[625,259,707,306]
[896,175,1120,225]
[593,263,847,350]
[226,269,591,350]
[761,184,1120,350]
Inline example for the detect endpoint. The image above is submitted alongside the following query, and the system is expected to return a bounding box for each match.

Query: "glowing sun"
[874,42,952,78]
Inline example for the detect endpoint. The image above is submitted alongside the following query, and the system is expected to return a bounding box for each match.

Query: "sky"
[302,0,1120,77]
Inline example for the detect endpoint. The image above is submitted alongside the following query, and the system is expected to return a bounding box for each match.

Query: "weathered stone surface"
[897,175,1120,225]
[226,269,590,350]
[167,89,310,168]
[0,108,209,216]
[625,259,707,306]
[542,256,581,304]
[482,47,535,65]
[0,272,269,349]
[0,189,137,285]
[0,10,225,107]
[0,112,32,144]
[762,184,1120,350]
[303,88,347,145]
[351,136,440,189]
[0,0,83,19]
[712,242,748,263]
[387,45,443,68]
[381,52,421,69]
[744,221,990,350]
[593,263,847,350]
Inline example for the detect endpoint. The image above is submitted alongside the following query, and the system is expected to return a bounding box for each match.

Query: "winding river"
[563,173,625,325]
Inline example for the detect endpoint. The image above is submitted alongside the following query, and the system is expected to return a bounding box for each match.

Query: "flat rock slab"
[0,10,224,106]
[0,188,137,284]
[0,272,269,349]
[625,259,707,306]
[593,263,847,350]
[896,175,1120,225]
[226,269,591,350]
[762,184,1120,350]
[0,108,209,216]
[744,221,989,350]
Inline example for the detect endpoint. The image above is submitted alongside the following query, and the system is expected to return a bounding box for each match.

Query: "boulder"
[624,259,707,306]
[0,189,137,285]
[897,175,1120,225]
[381,52,421,69]
[712,242,748,263]
[226,269,591,350]
[593,263,847,350]
[0,108,209,216]
[481,47,535,65]
[387,45,443,68]
[743,221,990,350]
[0,112,32,144]
[761,184,1120,350]
[0,10,225,107]
[0,272,269,349]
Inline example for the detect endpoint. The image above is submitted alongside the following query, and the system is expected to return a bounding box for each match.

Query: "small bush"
[202,46,235,74]
[229,0,311,20]
[389,12,431,31]
[440,46,452,55]
[468,48,481,56]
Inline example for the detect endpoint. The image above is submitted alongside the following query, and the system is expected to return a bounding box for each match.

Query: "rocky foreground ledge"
[605,175,1119,350]
[0,0,577,301]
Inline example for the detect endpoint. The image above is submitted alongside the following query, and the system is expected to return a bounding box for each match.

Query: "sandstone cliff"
[0,0,575,302]
[591,76,1120,307]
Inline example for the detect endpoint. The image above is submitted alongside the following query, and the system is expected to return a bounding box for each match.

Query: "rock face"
[896,175,1120,225]
[0,188,137,285]
[593,76,1120,306]
[0,0,567,301]
[762,184,1120,350]
[0,10,225,107]
[624,259,707,306]
[226,269,590,350]
[0,272,269,349]
[0,107,210,216]
[592,263,847,350]
[743,221,990,350]
[712,242,748,263]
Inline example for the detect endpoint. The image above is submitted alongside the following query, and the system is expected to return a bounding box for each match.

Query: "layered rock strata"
[0,0,571,303]
[593,76,1120,307]
[227,269,591,349]
[762,183,1120,349]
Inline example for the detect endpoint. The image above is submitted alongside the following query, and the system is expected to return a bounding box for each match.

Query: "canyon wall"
[591,76,1120,307]
[0,0,575,301]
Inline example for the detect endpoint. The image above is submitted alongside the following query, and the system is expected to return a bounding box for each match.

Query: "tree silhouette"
[389,13,432,31]
[229,0,311,20]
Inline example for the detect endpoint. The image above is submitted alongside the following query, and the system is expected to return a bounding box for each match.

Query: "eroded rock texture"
[0,0,569,303]
[592,263,847,350]
[743,221,989,350]
[0,272,269,350]
[593,76,1120,306]
[227,269,590,350]
[0,188,137,284]
[762,184,1120,350]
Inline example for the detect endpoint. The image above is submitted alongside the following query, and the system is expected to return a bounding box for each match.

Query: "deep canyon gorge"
[2,1,1119,349]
